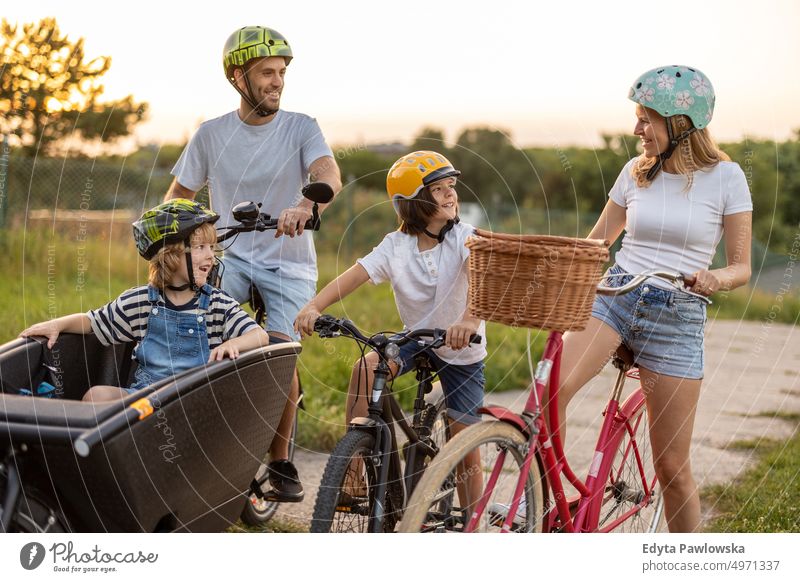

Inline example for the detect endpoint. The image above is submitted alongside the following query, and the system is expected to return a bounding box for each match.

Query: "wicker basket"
[466,229,609,332]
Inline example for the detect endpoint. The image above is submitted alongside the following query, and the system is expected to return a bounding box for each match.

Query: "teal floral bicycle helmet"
[628,65,715,179]
[628,65,715,129]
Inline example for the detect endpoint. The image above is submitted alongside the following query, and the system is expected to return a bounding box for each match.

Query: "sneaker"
[487,498,527,528]
[265,459,304,503]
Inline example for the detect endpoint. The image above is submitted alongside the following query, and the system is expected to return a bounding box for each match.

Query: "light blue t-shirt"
[172,110,333,281]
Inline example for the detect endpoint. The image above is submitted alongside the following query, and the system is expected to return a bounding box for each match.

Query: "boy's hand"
[209,340,240,362]
[294,302,322,339]
[19,321,62,349]
[445,317,480,350]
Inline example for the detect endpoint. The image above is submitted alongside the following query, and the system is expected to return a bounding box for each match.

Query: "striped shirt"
[86,286,259,348]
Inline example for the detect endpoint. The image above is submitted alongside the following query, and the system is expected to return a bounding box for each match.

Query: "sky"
[4,0,799,149]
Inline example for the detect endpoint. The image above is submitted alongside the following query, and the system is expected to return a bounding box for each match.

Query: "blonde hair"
[148,223,217,289]
[632,106,730,190]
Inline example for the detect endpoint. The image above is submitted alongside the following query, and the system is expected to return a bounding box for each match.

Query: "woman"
[558,66,752,532]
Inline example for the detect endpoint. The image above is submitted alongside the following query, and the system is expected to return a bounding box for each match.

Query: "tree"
[451,126,529,205]
[0,17,147,156]
[410,127,449,155]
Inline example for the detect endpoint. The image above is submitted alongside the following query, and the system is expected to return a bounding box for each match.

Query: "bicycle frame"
[349,353,440,533]
[468,330,657,533]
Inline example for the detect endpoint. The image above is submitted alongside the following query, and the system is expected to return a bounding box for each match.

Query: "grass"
[703,420,800,532]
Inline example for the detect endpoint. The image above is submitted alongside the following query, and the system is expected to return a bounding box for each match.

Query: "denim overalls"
[126,284,212,393]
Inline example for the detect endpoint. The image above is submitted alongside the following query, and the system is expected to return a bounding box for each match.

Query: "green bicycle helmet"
[628,65,715,180]
[133,199,219,260]
[223,26,293,117]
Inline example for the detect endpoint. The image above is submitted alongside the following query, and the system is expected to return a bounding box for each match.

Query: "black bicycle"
[214,182,333,525]
[309,315,480,533]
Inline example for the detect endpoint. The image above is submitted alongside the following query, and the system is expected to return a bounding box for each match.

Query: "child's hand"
[209,340,240,362]
[294,302,322,339]
[445,317,480,350]
[19,321,62,349]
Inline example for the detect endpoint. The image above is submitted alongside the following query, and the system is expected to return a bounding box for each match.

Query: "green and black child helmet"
[223,26,293,118]
[132,199,219,291]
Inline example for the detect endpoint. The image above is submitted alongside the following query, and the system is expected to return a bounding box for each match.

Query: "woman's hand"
[688,269,722,296]
[19,321,63,349]
[294,302,322,339]
[446,317,480,350]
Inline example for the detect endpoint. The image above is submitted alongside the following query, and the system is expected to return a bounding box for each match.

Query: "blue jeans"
[591,264,706,379]
[221,255,315,341]
[391,340,485,425]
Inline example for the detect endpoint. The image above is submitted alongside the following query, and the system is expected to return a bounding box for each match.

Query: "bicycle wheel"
[401,398,453,515]
[407,399,451,488]
[594,398,663,533]
[240,410,298,525]
[400,421,546,533]
[311,430,382,533]
[0,486,68,533]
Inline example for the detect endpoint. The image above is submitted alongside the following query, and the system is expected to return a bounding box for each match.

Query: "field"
[1,227,798,448]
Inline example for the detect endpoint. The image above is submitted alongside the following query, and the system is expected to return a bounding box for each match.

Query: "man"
[165,26,342,502]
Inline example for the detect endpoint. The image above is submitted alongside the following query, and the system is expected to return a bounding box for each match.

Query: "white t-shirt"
[172,110,334,281]
[609,158,753,288]
[357,222,487,366]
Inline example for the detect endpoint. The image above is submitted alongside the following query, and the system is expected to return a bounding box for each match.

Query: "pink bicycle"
[400,269,709,533]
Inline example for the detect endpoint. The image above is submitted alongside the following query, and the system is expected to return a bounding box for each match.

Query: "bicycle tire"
[311,430,381,533]
[593,394,663,533]
[240,407,298,525]
[0,488,68,533]
[400,421,546,533]
[407,398,451,493]
[240,371,303,525]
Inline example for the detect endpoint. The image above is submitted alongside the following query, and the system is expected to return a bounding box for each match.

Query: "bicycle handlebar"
[313,315,482,351]
[216,182,334,243]
[596,269,711,304]
[216,210,319,242]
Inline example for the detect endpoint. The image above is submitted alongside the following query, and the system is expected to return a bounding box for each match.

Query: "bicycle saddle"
[612,344,637,371]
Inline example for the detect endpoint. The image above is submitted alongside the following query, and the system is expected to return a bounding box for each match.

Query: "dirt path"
[270,319,800,530]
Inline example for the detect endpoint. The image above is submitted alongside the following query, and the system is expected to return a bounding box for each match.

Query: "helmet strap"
[645,122,697,181]
[166,242,201,293]
[233,67,279,119]
[423,217,460,243]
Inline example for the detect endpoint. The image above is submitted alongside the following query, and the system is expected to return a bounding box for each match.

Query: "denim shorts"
[591,264,707,380]
[221,255,316,341]
[390,340,485,425]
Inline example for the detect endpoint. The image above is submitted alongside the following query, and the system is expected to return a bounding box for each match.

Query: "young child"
[294,151,487,508]
[20,199,269,403]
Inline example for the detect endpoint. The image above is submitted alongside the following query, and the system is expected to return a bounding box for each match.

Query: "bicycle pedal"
[335,502,370,515]
[263,489,304,503]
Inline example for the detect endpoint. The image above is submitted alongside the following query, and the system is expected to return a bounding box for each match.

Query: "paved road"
[269,320,800,530]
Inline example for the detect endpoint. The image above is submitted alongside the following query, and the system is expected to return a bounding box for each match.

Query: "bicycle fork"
[363,369,398,533]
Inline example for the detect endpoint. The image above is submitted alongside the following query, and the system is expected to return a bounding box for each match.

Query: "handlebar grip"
[313,314,337,332]
[303,217,321,231]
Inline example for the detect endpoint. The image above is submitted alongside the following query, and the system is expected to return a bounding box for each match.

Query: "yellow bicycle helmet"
[386,151,461,210]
